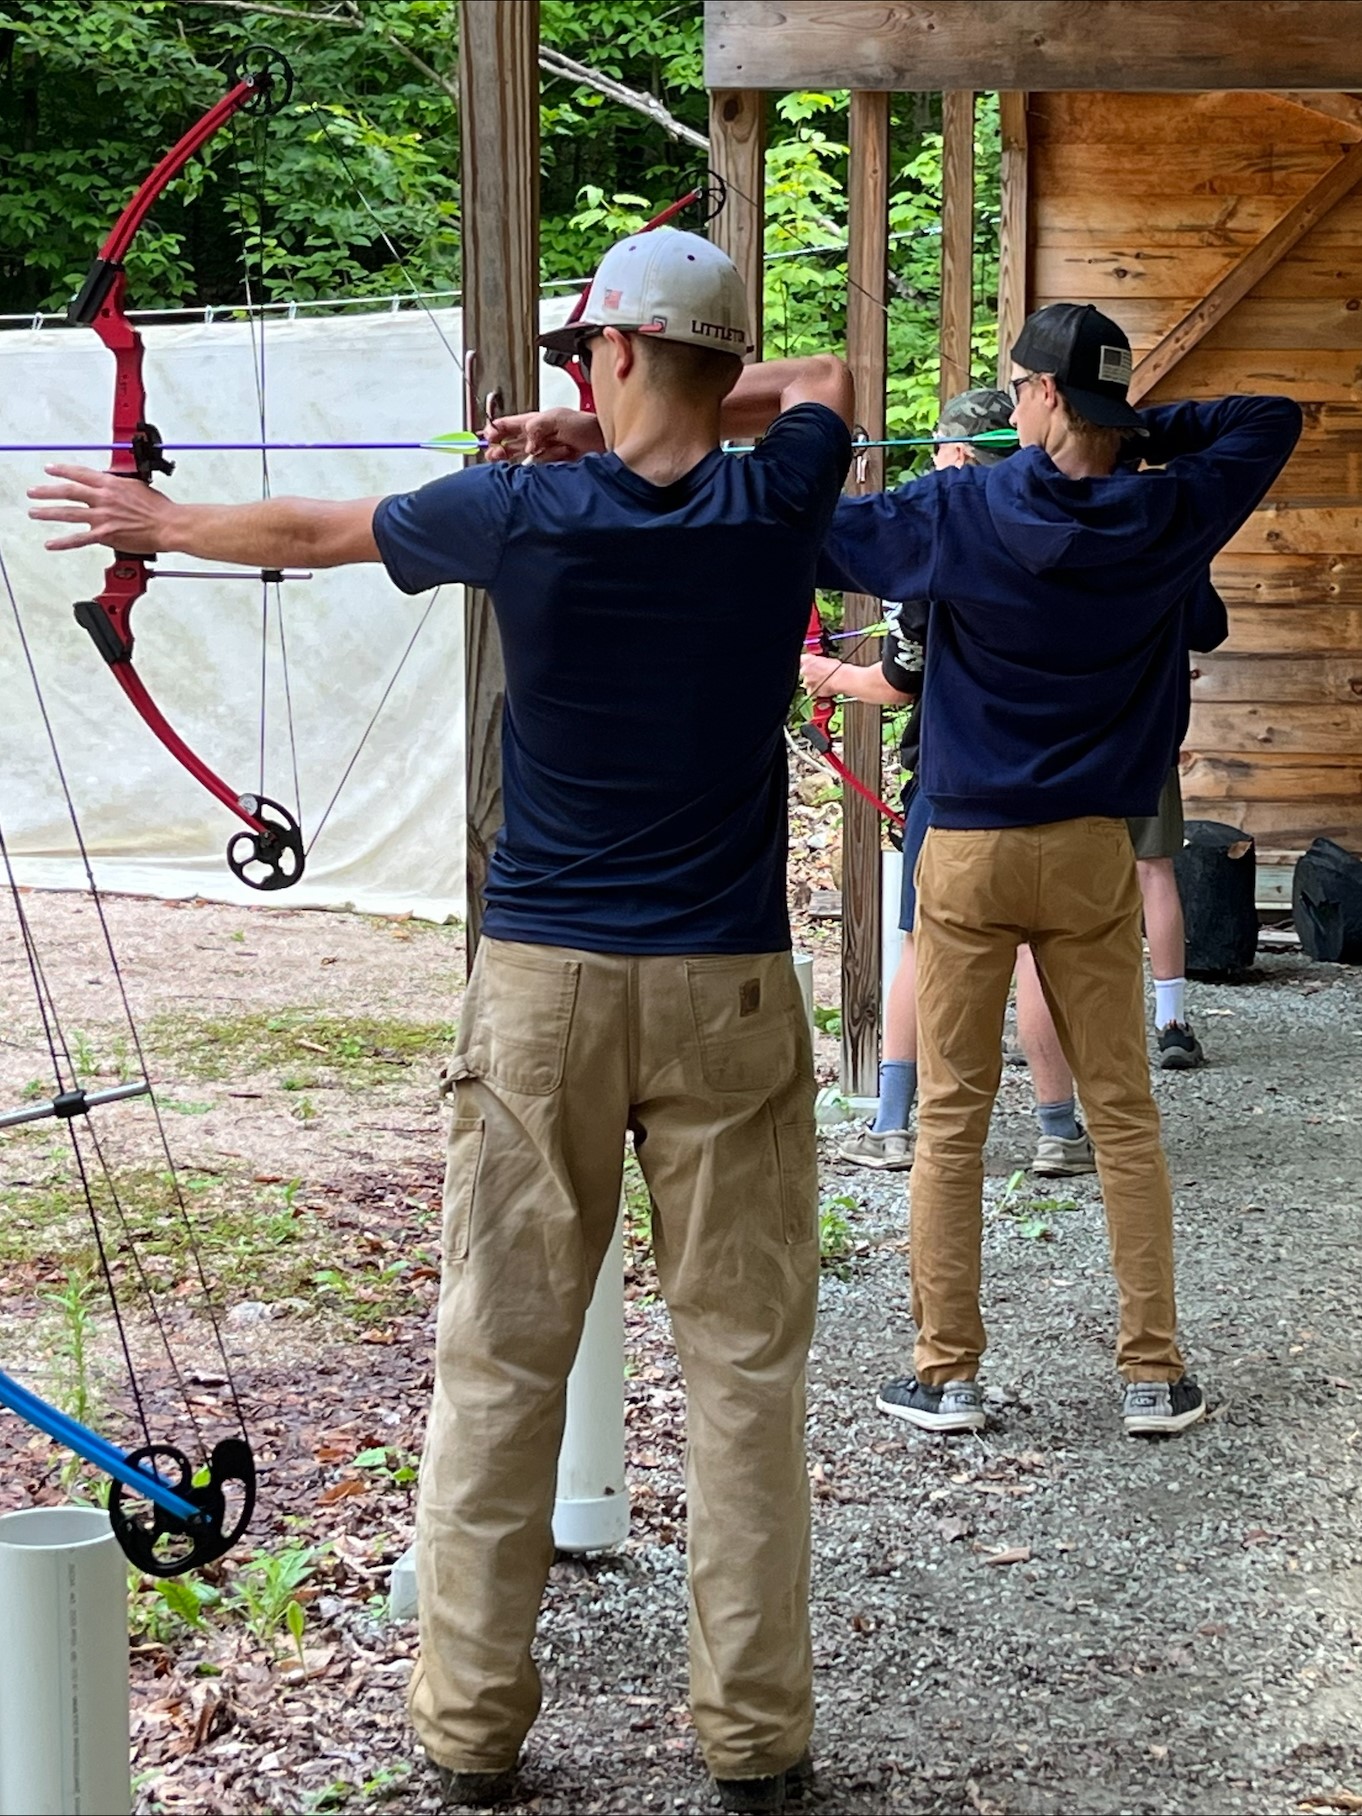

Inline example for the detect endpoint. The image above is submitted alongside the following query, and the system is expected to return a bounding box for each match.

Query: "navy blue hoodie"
[818,395,1302,827]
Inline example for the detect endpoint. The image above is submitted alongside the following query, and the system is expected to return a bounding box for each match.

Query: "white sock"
[1154,976,1186,1030]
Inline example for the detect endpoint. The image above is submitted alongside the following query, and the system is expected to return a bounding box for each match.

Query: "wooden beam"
[459,0,539,959]
[938,90,975,407]
[708,90,766,356]
[1130,139,1362,401]
[704,2,1362,94]
[1277,91,1362,134]
[996,93,1030,384]
[840,90,890,1100]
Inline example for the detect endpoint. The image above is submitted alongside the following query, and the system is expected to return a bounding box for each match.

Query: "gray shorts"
[1127,767,1184,861]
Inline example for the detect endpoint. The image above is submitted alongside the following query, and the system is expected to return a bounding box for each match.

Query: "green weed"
[352,1445,418,1488]
[223,1543,322,1659]
[997,1168,1080,1241]
[819,1193,857,1273]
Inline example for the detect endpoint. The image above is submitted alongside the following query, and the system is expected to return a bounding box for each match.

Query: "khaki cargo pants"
[910,818,1185,1385]
[409,938,820,1781]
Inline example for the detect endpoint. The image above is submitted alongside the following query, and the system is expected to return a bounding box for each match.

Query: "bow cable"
[0,546,255,1574]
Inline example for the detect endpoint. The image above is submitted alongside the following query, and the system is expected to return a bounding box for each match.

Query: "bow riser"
[802,605,905,829]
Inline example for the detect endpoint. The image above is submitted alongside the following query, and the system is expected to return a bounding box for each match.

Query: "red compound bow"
[67,47,305,890]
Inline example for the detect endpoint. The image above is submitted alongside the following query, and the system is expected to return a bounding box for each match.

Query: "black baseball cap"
[1011,302,1147,435]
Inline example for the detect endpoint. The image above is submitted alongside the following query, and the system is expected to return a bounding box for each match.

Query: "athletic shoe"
[1122,1376,1207,1436]
[715,1752,814,1812]
[435,1765,518,1808]
[1031,1128,1097,1177]
[1157,1022,1205,1069]
[834,1124,913,1170]
[876,1375,985,1432]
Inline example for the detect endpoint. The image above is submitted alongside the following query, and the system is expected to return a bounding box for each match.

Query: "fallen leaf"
[1297,1795,1362,1814]
[319,1478,369,1504]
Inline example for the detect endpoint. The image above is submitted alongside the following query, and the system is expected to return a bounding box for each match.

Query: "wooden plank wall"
[1030,90,1362,858]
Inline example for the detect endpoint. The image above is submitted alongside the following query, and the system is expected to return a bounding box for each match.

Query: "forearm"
[722,355,851,436]
[163,496,381,568]
[837,665,910,706]
[1137,396,1302,467]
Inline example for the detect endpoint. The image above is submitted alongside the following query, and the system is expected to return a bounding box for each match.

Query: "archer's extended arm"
[30,465,384,569]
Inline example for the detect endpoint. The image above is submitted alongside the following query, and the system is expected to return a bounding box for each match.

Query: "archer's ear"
[601,326,636,382]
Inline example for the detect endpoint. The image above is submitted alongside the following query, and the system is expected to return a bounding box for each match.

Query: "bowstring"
[232,105,304,838]
[0,547,247,1454]
[240,75,466,860]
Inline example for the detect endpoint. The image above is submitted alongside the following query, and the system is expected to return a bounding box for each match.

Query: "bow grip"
[74,597,133,665]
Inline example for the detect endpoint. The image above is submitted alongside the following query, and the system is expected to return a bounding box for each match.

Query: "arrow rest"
[108,1439,257,1578]
[228,794,305,890]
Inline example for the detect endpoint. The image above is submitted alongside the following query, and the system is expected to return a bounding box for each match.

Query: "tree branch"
[538,46,707,152]
[184,3,915,301]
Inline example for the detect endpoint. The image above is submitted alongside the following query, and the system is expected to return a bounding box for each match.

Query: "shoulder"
[754,402,853,470]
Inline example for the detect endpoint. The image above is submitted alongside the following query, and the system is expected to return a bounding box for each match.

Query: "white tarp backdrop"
[0,296,578,920]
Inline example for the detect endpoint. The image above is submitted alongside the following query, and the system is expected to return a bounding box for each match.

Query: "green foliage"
[352,1444,418,1487]
[223,1541,321,1655]
[996,1168,1081,1242]
[41,1265,99,1430]
[129,1571,220,1644]
[1,3,1003,440]
[818,1191,857,1272]
[812,1005,842,1038]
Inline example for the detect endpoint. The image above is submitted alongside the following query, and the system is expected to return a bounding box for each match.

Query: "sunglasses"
[575,332,604,376]
[1009,373,1040,405]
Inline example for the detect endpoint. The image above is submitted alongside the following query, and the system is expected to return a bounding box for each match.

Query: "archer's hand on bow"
[484,409,606,465]
[800,653,844,698]
[29,463,176,554]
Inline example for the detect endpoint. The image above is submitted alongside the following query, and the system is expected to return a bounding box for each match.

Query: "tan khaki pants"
[909,819,1184,1386]
[409,939,819,1780]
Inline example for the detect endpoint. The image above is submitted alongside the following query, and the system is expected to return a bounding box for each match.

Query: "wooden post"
[841,90,890,1098]
[995,92,1029,383]
[939,90,975,406]
[708,90,766,354]
[458,0,540,963]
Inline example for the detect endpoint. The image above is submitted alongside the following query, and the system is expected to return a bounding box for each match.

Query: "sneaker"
[834,1125,913,1170]
[1122,1376,1207,1436]
[1157,1022,1205,1069]
[715,1753,814,1813]
[876,1375,985,1432]
[435,1766,518,1809]
[1031,1127,1097,1177]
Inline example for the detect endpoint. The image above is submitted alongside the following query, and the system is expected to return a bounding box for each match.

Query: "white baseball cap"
[540,227,752,357]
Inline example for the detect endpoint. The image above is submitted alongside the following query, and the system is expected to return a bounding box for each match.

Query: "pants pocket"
[685,954,800,1092]
[442,1116,485,1262]
[775,1115,818,1245]
[457,940,581,1096]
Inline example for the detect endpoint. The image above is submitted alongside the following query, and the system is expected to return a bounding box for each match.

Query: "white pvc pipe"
[552,1209,630,1552]
[792,952,816,1046]
[0,1506,130,1816]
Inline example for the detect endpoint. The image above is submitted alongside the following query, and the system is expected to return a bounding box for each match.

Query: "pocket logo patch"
[739,979,762,1017]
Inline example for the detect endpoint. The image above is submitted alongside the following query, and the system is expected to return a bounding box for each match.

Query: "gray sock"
[1036,1096,1080,1141]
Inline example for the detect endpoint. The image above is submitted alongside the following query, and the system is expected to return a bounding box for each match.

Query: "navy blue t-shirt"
[373,403,851,953]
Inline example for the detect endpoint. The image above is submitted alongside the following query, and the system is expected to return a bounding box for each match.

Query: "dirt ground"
[1,882,1360,1816]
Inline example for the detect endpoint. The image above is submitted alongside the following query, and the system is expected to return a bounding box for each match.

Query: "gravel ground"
[1,893,1360,1815]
